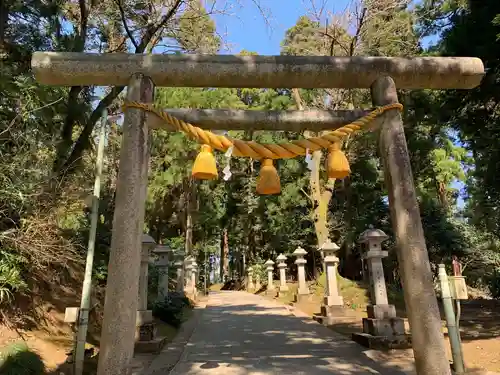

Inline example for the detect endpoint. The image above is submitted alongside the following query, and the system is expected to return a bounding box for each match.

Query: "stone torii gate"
[31,52,484,375]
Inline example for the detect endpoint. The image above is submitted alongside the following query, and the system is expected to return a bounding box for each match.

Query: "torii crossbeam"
[31,52,484,375]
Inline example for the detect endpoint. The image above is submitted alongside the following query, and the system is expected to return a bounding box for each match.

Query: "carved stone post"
[153,245,171,300]
[247,267,255,292]
[138,234,155,311]
[319,242,344,324]
[372,76,451,375]
[255,271,262,291]
[191,260,198,299]
[174,259,184,293]
[293,247,309,302]
[184,256,193,294]
[352,227,406,348]
[97,74,153,375]
[135,234,156,346]
[276,254,289,296]
[265,259,275,295]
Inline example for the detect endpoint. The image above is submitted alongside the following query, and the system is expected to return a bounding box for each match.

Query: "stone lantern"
[174,259,184,292]
[276,254,289,296]
[184,256,194,294]
[247,266,255,292]
[318,241,344,325]
[293,247,309,302]
[264,259,275,295]
[191,260,198,299]
[134,234,166,352]
[352,227,407,348]
[153,245,171,299]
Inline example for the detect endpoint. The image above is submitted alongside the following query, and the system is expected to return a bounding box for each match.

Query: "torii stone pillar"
[373,77,451,374]
[247,267,255,292]
[174,259,185,293]
[96,74,153,375]
[276,254,289,296]
[265,260,275,295]
[352,227,406,348]
[153,245,171,300]
[319,241,344,325]
[293,247,309,302]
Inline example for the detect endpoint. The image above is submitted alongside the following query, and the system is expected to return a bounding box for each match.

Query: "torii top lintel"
[31,52,484,90]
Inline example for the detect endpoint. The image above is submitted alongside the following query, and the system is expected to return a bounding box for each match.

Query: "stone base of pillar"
[323,295,343,306]
[366,304,396,319]
[135,310,155,340]
[279,285,289,292]
[363,317,405,337]
[293,293,312,303]
[351,332,411,350]
[134,336,168,354]
[278,285,289,297]
[265,288,275,296]
[134,310,168,353]
[312,302,347,326]
[186,291,197,302]
[247,282,255,292]
[351,316,410,349]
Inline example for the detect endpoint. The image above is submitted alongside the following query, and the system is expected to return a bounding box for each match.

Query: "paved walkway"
[168,291,410,375]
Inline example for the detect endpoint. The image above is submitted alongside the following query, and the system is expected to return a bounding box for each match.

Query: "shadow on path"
[168,291,411,375]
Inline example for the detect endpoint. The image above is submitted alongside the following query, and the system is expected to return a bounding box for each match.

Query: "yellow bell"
[256,159,281,195]
[326,143,350,179]
[192,144,218,180]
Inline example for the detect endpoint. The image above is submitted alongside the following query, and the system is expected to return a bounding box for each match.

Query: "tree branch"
[114,0,138,49]
[300,187,313,203]
[136,0,184,53]
[59,86,124,176]
[349,6,366,57]
[55,0,184,178]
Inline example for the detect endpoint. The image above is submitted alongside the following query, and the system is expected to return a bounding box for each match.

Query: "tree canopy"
[1,0,500,316]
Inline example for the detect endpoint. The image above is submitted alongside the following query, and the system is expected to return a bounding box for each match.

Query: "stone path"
[167,291,410,375]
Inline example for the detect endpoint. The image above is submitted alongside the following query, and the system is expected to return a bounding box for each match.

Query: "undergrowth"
[152,292,193,328]
[0,342,45,375]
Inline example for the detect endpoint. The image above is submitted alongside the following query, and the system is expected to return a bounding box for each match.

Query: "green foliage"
[0,342,45,375]
[485,269,500,299]
[0,251,27,305]
[2,0,500,330]
[152,292,193,328]
[175,1,221,53]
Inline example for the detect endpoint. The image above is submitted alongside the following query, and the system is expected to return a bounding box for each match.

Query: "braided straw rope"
[122,102,403,160]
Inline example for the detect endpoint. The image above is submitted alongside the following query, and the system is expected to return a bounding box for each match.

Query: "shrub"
[486,268,500,299]
[152,292,193,327]
[0,251,28,305]
[0,342,45,375]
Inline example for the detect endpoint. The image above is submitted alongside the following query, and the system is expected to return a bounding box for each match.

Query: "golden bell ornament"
[256,159,281,195]
[326,143,350,179]
[192,144,218,180]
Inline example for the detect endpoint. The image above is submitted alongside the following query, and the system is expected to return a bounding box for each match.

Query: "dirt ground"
[0,324,71,370]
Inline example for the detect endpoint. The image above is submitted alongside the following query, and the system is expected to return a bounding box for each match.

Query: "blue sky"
[211,0,465,208]
[212,0,352,54]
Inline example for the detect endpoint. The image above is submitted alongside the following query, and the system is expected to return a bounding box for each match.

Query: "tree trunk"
[184,178,195,256]
[292,88,335,277]
[435,177,449,212]
[220,227,229,281]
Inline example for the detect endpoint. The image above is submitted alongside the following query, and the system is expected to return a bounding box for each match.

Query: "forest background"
[1,0,500,328]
